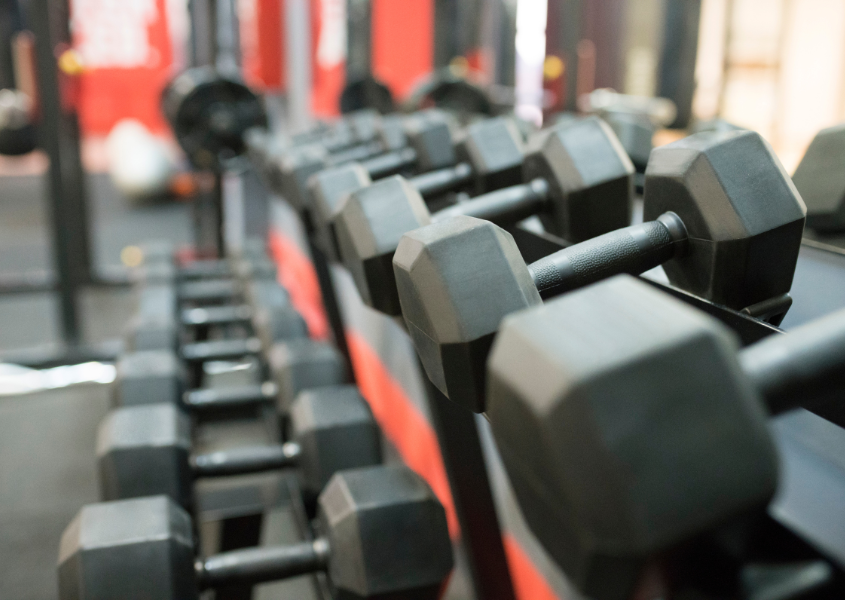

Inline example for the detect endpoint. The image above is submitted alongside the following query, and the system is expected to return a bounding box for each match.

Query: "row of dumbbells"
[245,106,845,600]
[60,99,845,599]
[58,239,455,600]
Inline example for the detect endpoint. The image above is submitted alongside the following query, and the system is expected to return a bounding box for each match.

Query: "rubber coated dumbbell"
[98,385,381,508]
[338,115,634,316]
[393,129,806,411]
[58,465,453,600]
[485,275,845,600]
[114,338,346,415]
[309,115,527,261]
[269,110,460,212]
[792,122,845,232]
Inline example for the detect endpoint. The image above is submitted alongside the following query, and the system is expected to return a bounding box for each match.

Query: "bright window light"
[514,0,548,125]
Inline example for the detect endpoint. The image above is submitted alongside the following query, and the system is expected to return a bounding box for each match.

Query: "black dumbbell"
[792,123,845,233]
[485,275,845,600]
[393,129,806,412]
[59,465,453,600]
[271,109,462,213]
[337,115,634,316]
[309,115,528,261]
[114,338,346,416]
[98,384,381,508]
[126,245,308,359]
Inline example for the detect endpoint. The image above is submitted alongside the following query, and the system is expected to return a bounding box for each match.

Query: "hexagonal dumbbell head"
[113,350,183,407]
[335,176,431,314]
[403,110,456,172]
[455,116,525,193]
[486,275,778,600]
[601,112,655,171]
[792,123,845,232]
[267,339,347,412]
[58,496,196,600]
[124,313,179,352]
[250,304,308,354]
[309,163,373,259]
[289,385,382,500]
[346,108,381,143]
[275,144,330,211]
[97,403,193,508]
[317,465,453,599]
[522,115,633,242]
[376,113,408,150]
[394,216,540,411]
[242,278,291,309]
[135,283,177,318]
[644,129,806,310]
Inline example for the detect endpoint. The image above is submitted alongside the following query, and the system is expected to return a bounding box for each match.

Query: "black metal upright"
[656,1,702,128]
[346,0,372,81]
[26,0,94,345]
[423,379,517,600]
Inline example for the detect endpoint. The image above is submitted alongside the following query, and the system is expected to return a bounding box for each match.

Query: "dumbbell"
[271,109,463,213]
[249,109,389,168]
[791,123,845,232]
[129,237,275,285]
[393,129,806,412]
[59,465,453,600]
[127,250,308,357]
[114,338,346,416]
[98,384,381,508]
[485,275,845,600]
[309,115,528,262]
[337,116,634,316]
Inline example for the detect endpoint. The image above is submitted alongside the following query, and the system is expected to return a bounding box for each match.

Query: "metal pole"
[285,0,312,132]
[27,0,84,344]
[423,378,518,600]
[560,0,583,111]
[346,0,372,81]
[656,0,703,128]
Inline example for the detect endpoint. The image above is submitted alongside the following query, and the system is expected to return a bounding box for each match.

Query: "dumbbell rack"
[137,260,336,600]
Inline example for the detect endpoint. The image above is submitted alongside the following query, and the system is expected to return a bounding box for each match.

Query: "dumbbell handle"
[741,307,845,415]
[197,538,330,588]
[191,441,301,477]
[363,147,418,179]
[527,212,688,298]
[179,279,239,302]
[331,140,385,165]
[181,337,263,362]
[184,382,278,411]
[434,178,550,227]
[410,162,473,198]
[178,260,232,280]
[181,305,252,326]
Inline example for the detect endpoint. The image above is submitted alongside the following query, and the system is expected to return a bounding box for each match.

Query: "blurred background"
[4,0,842,172]
[2,0,843,360]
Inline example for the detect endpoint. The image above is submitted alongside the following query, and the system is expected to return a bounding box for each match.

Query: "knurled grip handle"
[528,213,686,298]
[410,162,474,198]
